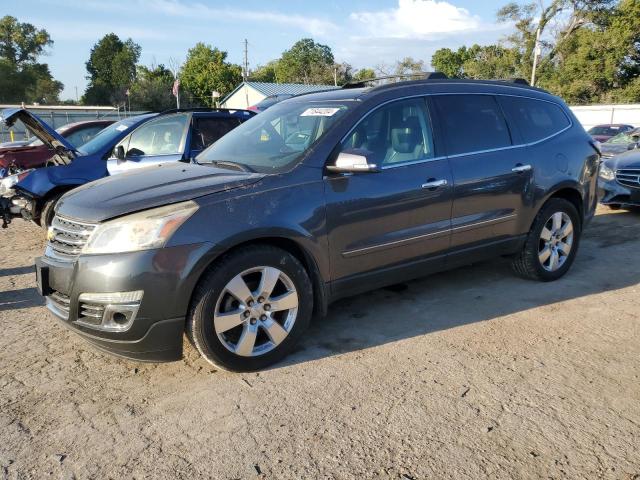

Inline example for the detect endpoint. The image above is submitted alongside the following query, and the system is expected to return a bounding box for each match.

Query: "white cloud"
[145,0,338,36]
[349,0,482,38]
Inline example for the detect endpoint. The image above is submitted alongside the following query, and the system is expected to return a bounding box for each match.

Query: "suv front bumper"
[35,242,217,362]
[598,177,640,206]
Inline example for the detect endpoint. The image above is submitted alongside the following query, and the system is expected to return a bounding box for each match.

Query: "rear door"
[325,97,453,291]
[431,94,532,253]
[107,113,190,175]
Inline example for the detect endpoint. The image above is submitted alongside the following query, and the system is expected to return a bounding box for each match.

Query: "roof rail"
[158,107,255,115]
[343,72,448,89]
[503,78,530,86]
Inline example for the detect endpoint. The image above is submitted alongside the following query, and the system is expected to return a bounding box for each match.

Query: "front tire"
[512,198,581,281]
[187,245,313,371]
[40,194,62,230]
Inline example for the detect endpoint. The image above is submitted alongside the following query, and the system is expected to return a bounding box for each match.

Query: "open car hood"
[0,108,76,161]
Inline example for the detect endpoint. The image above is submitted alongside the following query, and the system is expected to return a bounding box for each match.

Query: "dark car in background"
[33,76,598,371]
[599,127,640,159]
[598,148,640,209]
[1,108,254,228]
[0,119,113,177]
[248,94,294,113]
[587,124,634,143]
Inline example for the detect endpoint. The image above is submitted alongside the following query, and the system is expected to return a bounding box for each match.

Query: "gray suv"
[35,76,599,371]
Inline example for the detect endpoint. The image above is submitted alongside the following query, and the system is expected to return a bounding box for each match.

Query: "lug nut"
[260,314,267,321]
[250,318,257,325]
[258,296,265,303]
[243,311,250,318]
[264,304,271,311]
[247,300,254,307]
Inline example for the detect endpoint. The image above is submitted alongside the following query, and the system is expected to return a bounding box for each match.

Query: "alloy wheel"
[213,266,299,357]
[538,212,574,272]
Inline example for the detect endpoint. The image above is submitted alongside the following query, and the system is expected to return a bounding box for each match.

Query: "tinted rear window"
[500,96,570,144]
[432,94,512,156]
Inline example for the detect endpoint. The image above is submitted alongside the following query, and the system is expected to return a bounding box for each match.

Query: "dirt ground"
[0,206,639,479]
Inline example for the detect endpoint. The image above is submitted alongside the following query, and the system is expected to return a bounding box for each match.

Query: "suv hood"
[56,162,264,222]
[0,108,76,161]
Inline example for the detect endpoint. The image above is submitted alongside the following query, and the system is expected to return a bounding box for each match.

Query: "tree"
[83,34,141,106]
[0,16,62,103]
[353,68,376,82]
[250,61,279,82]
[431,45,523,79]
[180,43,242,107]
[129,64,175,111]
[0,16,52,66]
[275,38,335,84]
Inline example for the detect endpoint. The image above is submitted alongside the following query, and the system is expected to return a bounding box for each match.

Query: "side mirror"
[326,150,379,173]
[115,145,125,160]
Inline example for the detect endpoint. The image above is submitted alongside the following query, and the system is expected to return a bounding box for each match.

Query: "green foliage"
[180,43,242,107]
[83,33,141,106]
[275,38,335,84]
[129,64,176,112]
[250,61,279,82]
[0,16,62,103]
[353,68,376,82]
[431,45,523,80]
[431,0,639,104]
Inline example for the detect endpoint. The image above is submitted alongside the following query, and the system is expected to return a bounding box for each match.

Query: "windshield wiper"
[202,160,254,172]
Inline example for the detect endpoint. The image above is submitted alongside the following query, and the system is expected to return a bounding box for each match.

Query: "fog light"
[77,291,143,332]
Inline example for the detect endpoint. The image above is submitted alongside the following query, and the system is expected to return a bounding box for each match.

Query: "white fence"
[569,104,640,130]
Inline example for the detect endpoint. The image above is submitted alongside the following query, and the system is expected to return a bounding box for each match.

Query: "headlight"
[82,200,199,255]
[598,163,615,181]
[0,169,33,196]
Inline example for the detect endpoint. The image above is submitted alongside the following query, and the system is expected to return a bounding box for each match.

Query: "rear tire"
[186,245,313,371]
[512,198,581,281]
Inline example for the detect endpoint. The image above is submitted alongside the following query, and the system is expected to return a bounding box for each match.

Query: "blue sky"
[1,0,512,100]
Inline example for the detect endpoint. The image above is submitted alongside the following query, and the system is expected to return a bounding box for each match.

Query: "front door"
[107,113,190,175]
[324,97,453,293]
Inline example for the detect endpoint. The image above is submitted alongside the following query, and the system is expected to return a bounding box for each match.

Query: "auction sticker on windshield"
[300,107,340,117]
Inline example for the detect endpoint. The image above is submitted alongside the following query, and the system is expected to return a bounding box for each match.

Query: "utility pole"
[75,86,79,103]
[334,67,338,86]
[530,0,544,86]
[243,39,249,81]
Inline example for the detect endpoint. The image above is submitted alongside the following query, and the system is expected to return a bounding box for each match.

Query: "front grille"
[47,215,97,260]
[47,290,70,319]
[616,168,640,189]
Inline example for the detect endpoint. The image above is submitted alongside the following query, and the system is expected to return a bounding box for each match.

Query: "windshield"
[77,116,150,156]
[606,131,640,144]
[197,100,352,173]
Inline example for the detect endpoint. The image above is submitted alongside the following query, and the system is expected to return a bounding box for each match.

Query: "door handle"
[512,164,532,173]
[421,179,448,189]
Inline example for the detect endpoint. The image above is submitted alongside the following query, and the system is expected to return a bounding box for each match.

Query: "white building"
[569,104,640,130]
[221,82,339,109]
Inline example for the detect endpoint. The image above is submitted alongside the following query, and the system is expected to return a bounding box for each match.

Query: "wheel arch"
[544,186,584,225]
[190,235,328,318]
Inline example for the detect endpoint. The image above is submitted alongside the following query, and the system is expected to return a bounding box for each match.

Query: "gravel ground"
[0,206,639,479]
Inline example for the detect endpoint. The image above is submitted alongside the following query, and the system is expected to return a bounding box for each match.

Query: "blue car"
[1,108,254,228]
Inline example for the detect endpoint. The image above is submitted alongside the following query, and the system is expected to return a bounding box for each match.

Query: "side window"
[340,98,435,166]
[65,126,104,148]
[191,117,241,151]
[499,96,570,144]
[432,94,512,156]
[125,113,189,156]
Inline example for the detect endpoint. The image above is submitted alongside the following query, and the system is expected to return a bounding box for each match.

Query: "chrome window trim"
[332,92,573,171]
[342,213,517,257]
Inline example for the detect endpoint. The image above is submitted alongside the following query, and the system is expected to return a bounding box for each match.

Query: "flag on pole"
[172,78,180,97]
